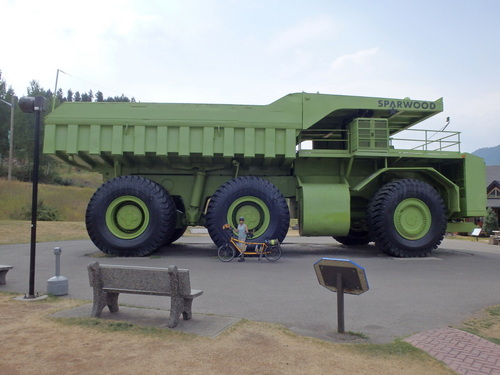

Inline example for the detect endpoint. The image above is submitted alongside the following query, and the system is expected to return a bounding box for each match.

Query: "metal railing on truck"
[296,128,461,154]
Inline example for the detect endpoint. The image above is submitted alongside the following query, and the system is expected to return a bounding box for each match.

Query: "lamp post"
[0,96,15,181]
[18,96,46,299]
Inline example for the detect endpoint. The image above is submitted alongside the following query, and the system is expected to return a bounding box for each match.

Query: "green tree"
[11,80,56,182]
[484,207,499,235]
[0,71,10,172]
[0,73,136,181]
[95,90,104,102]
[0,70,5,96]
[106,94,131,102]
[81,90,94,102]
[27,80,45,96]
[56,88,64,103]
[0,72,19,178]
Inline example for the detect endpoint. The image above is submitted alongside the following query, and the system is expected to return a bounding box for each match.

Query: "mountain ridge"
[472,144,500,166]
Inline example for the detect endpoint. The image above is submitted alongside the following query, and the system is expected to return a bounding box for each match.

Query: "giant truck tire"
[168,226,187,244]
[334,230,371,246]
[164,197,187,245]
[366,179,447,257]
[206,177,290,247]
[85,176,177,257]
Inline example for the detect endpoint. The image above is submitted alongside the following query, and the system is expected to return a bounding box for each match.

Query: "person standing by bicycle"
[237,217,249,262]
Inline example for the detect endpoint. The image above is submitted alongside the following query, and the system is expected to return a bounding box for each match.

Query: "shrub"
[22,201,61,221]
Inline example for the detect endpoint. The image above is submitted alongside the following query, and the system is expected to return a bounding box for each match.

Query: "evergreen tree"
[56,88,64,103]
[0,71,10,170]
[111,94,130,102]
[81,90,94,102]
[484,207,499,235]
[0,70,5,96]
[0,72,136,181]
[27,80,45,96]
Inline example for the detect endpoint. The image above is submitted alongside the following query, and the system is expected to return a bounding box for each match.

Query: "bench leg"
[0,270,8,285]
[168,296,184,328]
[106,292,120,313]
[91,291,120,317]
[182,298,194,320]
[91,287,106,318]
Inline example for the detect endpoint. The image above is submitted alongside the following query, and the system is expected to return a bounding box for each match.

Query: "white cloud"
[1,0,199,95]
[267,14,340,52]
[442,90,500,152]
[330,47,380,72]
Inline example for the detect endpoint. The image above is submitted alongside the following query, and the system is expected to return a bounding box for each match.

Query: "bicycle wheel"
[218,244,235,262]
[265,244,282,262]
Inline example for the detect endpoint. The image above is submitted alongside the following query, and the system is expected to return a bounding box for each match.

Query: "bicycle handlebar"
[222,225,254,239]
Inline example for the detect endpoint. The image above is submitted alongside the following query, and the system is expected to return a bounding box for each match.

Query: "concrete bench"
[0,265,13,285]
[87,262,203,328]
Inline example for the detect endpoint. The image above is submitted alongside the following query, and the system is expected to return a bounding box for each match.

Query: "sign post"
[314,258,369,333]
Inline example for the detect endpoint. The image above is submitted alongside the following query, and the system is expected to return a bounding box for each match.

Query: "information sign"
[314,258,369,295]
[314,258,369,333]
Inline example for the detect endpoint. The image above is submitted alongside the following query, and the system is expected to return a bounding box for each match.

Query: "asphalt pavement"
[1,234,499,344]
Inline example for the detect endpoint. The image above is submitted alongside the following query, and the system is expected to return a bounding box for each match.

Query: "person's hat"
[239,217,244,220]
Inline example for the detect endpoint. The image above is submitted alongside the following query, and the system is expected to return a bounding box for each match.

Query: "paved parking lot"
[1,235,499,344]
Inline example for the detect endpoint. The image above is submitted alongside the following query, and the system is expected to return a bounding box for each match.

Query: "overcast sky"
[1,0,499,152]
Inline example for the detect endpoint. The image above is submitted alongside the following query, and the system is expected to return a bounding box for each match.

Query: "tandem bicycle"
[217,224,282,262]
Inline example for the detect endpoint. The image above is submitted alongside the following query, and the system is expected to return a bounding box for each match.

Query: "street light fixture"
[0,95,16,181]
[18,95,46,299]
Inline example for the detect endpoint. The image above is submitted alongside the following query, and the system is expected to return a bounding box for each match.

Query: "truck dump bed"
[43,92,444,169]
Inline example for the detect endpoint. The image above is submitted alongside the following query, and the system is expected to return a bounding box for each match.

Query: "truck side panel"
[461,154,487,217]
[43,123,298,170]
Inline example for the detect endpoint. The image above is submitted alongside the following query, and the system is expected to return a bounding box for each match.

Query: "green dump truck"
[43,92,486,257]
